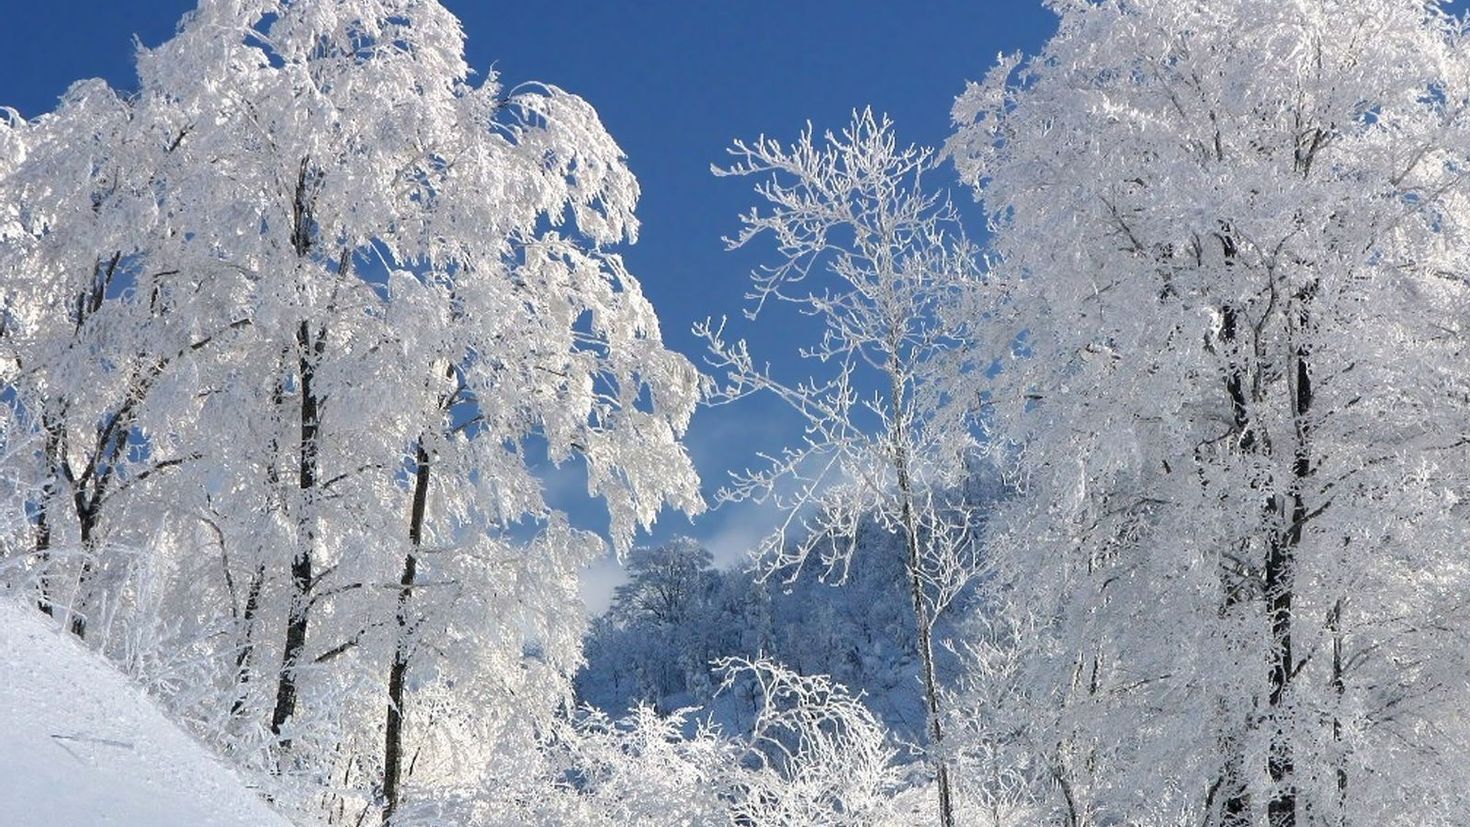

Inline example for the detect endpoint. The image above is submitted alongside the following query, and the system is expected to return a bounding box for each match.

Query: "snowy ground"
[0,598,290,826]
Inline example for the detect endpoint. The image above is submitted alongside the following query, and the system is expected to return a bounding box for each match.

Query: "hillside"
[0,598,290,827]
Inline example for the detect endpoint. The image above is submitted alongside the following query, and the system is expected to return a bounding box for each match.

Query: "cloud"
[577,555,627,617]
[573,368,873,614]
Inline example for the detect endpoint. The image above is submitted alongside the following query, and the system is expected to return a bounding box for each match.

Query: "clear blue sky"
[1,1,1058,610]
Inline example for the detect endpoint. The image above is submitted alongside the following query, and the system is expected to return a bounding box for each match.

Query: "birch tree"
[950,1,1470,823]
[0,78,237,640]
[3,0,703,818]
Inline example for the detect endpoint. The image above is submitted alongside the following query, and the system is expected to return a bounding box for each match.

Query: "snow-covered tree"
[0,77,233,639]
[950,1,1470,823]
[610,538,717,628]
[700,109,986,827]
[722,658,908,827]
[581,467,1007,746]
[501,659,906,827]
[1,0,703,820]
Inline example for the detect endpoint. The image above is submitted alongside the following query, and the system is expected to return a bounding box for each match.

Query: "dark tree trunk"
[237,370,286,719]
[230,563,267,718]
[1264,499,1296,827]
[270,320,323,750]
[1328,597,1346,825]
[67,505,98,638]
[66,378,143,640]
[33,505,52,616]
[269,167,335,750]
[383,439,430,825]
[34,415,63,617]
[270,546,311,745]
[51,253,129,637]
[1267,305,1311,827]
[1215,298,1253,826]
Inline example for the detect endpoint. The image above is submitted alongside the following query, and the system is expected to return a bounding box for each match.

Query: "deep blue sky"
[0,1,1058,611]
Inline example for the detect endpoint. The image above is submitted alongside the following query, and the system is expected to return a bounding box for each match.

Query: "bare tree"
[700,109,984,827]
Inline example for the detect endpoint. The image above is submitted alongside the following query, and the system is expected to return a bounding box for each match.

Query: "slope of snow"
[0,598,291,827]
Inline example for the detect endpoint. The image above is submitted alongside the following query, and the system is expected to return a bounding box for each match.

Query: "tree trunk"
[34,415,63,617]
[1264,501,1296,827]
[230,563,267,718]
[900,490,956,827]
[33,501,52,616]
[888,370,956,827]
[270,320,322,750]
[382,439,430,825]
[238,369,286,719]
[1328,596,1346,825]
[66,504,98,638]
[1267,304,1311,827]
[1214,299,1253,827]
[65,391,139,640]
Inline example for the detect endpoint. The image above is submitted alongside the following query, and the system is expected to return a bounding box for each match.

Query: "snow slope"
[0,598,291,827]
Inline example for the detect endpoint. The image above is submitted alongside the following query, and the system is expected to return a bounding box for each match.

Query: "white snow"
[0,598,290,826]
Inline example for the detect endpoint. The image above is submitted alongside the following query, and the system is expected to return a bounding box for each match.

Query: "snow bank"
[0,598,290,826]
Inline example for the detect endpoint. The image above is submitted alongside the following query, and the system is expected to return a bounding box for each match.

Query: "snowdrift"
[0,598,290,826]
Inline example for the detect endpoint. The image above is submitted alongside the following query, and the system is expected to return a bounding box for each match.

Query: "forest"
[2,1,1470,825]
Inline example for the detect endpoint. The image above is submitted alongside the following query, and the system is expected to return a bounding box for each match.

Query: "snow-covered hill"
[0,598,290,827]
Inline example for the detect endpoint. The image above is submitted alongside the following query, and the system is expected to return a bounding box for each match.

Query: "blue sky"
[1,1,1058,611]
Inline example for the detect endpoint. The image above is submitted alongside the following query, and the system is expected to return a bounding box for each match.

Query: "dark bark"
[382,439,430,825]
[34,415,63,616]
[37,252,148,637]
[1052,758,1080,827]
[270,320,323,748]
[236,369,287,718]
[65,359,161,639]
[67,505,98,638]
[64,425,121,639]
[33,512,52,616]
[1328,597,1346,825]
[230,563,267,719]
[1215,296,1253,826]
[269,160,331,751]
[1265,503,1296,827]
[59,254,125,637]
[1267,303,1311,827]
